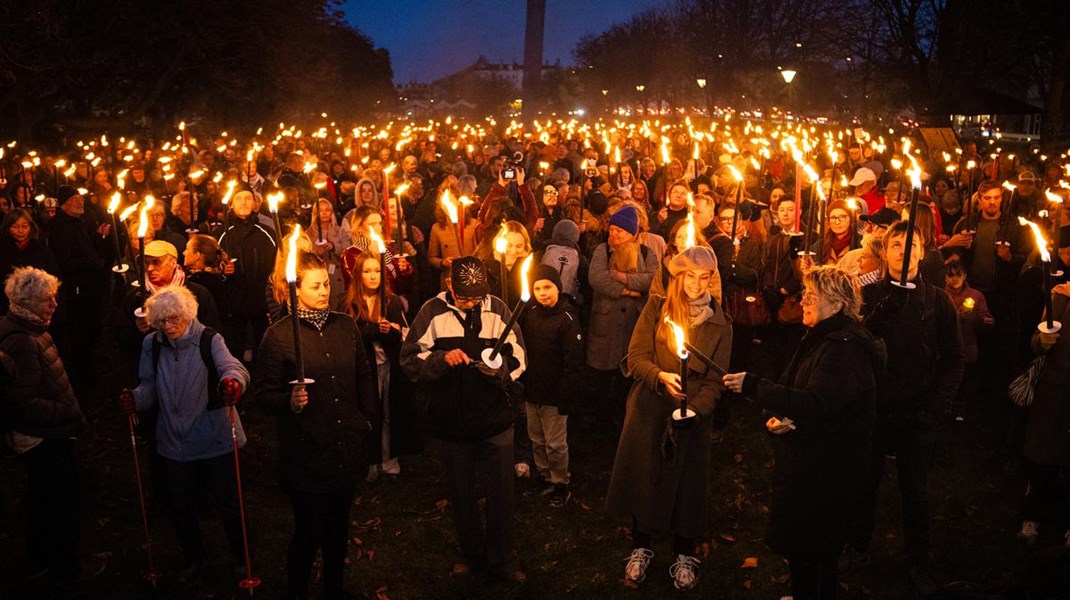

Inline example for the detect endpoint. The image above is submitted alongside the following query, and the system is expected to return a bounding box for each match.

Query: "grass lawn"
[0,321,1060,599]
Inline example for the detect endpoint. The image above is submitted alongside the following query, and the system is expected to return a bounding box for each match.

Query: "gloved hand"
[119,388,136,415]
[218,378,242,406]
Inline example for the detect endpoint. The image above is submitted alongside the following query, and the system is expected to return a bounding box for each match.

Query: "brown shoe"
[498,569,527,584]
[451,562,471,577]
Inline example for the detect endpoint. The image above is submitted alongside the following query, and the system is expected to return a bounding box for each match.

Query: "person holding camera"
[477,160,540,237]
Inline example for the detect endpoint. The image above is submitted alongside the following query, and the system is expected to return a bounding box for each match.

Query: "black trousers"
[789,554,839,600]
[163,453,246,566]
[438,428,518,573]
[21,438,81,581]
[287,486,355,599]
[849,418,935,564]
[1020,461,1070,529]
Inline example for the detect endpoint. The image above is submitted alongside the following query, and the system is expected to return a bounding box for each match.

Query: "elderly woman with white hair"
[119,285,251,580]
[0,267,90,583]
[723,266,886,599]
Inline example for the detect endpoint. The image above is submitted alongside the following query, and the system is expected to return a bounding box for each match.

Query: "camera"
[502,151,524,181]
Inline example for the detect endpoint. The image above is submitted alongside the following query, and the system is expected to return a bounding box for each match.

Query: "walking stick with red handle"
[126,413,163,585]
[228,403,261,594]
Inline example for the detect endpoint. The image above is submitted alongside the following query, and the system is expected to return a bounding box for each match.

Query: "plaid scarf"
[295,306,330,330]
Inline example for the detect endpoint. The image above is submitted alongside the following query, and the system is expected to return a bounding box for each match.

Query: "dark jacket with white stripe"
[401,292,526,442]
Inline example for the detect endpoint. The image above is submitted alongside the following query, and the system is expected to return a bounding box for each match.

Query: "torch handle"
[288,283,306,382]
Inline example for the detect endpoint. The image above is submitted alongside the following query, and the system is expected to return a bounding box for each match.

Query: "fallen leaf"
[366,549,376,561]
[92,551,113,560]
[742,579,752,590]
[580,501,592,511]
[96,517,110,528]
[734,453,744,464]
[351,536,363,546]
[741,557,758,569]
[718,533,736,542]
[435,498,449,511]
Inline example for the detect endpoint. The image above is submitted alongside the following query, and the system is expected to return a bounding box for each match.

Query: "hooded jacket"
[519,293,584,411]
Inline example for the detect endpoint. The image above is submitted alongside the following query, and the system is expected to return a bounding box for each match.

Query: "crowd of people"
[1,119,1069,599]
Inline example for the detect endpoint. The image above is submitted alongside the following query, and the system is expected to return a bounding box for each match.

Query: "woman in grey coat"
[605,246,732,591]
[586,205,658,428]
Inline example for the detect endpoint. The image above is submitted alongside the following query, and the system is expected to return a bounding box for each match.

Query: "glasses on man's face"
[455,296,482,305]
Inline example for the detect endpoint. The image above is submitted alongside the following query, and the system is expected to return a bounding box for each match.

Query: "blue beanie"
[608,205,639,236]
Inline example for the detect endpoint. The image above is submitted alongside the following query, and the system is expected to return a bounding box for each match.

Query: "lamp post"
[696,78,708,114]
[781,69,797,113]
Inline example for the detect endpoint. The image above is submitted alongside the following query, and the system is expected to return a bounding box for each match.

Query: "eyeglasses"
[154,315,183,327]
[455,296,482,304]
[828,215,850,223]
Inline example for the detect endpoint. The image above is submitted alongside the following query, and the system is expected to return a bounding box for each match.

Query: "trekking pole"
[228,405,261,595]
[126,413,163,585]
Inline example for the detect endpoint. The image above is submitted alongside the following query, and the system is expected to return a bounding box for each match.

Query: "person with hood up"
[724,266,886,599]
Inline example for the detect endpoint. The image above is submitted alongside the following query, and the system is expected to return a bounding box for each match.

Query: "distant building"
[396,56,562,117]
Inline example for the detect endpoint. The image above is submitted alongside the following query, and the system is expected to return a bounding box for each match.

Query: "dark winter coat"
[519,294,585,413]
[254,312,377,493]
[604,295,732,538]
[586,242,658,371]
[47,210,109,323]
[400,292,527,442]
[1024,293,1070,467]
[742,313,885,558]
[217,215,277,318]
[355,295,422,462]
[0,314,86,438]
[862,275,964,425]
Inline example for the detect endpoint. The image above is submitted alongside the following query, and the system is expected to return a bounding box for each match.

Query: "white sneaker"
[670,554,700,591]
[514,462,531,478]
[1018,520,1039,543]
[623,548,654,584]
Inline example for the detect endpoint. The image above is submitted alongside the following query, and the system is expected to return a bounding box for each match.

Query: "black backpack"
[151,327,224,410]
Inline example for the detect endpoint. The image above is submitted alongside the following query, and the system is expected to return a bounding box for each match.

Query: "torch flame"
[439,190,458,224]
[1002,181,1016,192]
[518,254,534,302]
[663,316,689,359]
[368,227,386,254]
[107,192,121,215]
[285,225,301,283]
[1018,217,1051,263]
[394,183,410,197]
[136,196,155,239]
[118,204,138,223]
[267,191,283,214]
[220,180,237,205]
[684,212,697,249]
[494,223,509,255]
[1045,189,1063,204]
[726,165,744,183]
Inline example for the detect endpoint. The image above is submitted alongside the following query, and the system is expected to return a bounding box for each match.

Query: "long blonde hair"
[656,269,705,351]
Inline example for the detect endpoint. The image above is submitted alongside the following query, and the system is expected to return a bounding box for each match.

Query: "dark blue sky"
[342,0,666,84]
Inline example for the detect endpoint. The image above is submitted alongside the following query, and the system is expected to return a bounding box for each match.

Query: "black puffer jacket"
[254,312,376,493]
[743,313,885,559]
[0,314,86,438]
[519,294,585,412]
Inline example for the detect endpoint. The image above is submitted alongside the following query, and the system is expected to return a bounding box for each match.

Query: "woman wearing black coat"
[0,209,60,314]
[254,250,377,600]
[725,266,885,600]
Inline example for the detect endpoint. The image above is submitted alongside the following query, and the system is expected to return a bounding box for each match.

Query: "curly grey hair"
[804,265,863,322]
[4,266,60,307]
[145,286,199,328]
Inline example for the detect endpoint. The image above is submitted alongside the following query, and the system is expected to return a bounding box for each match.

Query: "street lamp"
[781,69,797,112]
[636,84,645,92]
[696,78,706,89]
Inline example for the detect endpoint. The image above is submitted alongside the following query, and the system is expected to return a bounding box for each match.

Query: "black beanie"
[532,263,562,293]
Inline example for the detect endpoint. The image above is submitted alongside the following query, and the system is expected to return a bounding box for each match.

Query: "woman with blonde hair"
[481,219,532,304]
[606,245,732,591]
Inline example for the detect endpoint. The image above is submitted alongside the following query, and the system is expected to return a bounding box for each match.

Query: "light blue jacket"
[132,319,250,461]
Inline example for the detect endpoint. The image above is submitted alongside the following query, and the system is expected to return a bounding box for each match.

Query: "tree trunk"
[1040,35,1070,151]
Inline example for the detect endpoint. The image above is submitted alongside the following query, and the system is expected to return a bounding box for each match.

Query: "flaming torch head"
[368,227,386,254]
[285,225,302,283]
[267,191,283,214]
[494,223,509,256]
[664,316,688,359]
[440,190,458,224]
[107,192,121,215]
[518,254,534,302]
[1019,217,1051,262]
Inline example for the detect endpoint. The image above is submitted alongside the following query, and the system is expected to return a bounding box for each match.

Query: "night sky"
[343,0,666,84]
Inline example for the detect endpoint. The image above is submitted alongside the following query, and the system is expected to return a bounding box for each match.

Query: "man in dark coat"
[217,190,276,361]
[844,221,965,594]
[400,257,528,583]
[46,186,110,390]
